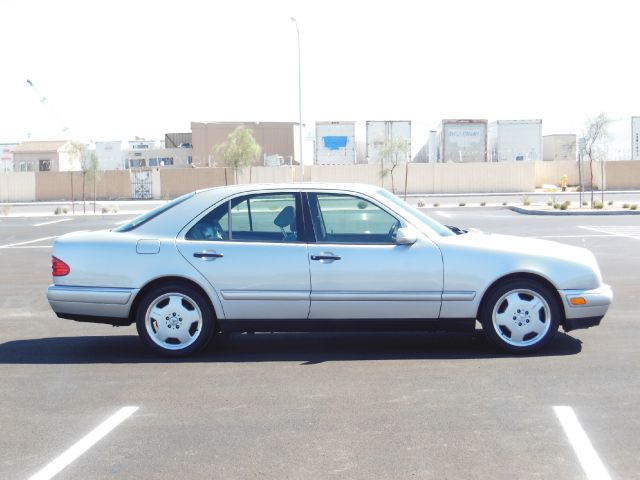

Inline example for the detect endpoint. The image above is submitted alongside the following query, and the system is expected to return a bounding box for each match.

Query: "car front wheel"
[480,279,560,354]
[135,283,214,357]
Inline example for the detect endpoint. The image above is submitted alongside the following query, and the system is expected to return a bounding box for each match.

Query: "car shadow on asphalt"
[0,330,582,364]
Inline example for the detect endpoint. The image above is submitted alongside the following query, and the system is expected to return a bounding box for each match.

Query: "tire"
[135,283,215,357]
[480,278,560,354]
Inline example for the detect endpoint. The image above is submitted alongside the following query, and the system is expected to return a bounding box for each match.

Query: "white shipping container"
[438,120,487,163]
[632,117,640,160]
[488,120,542,162]
[315,121,356,165]
[543,134,576,161]
[366,121,411,165]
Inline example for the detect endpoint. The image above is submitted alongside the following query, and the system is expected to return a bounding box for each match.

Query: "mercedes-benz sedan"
[47,183,612,357]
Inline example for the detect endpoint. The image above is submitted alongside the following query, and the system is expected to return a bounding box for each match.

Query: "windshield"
[377,189,455,237]
[114,192,195,232]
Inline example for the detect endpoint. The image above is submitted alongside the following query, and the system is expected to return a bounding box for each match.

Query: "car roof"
[194,182,382,196]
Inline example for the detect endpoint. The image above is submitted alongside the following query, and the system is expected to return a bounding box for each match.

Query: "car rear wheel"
[135,283,214,357]
[480,279,560,354]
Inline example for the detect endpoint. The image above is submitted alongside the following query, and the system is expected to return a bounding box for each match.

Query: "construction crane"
[26,79,70,135]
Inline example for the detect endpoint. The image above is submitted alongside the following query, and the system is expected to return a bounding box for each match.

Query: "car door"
[306,192,443,319]
[176,191,311,320]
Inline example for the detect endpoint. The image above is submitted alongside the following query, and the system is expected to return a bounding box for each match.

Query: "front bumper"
[47,285,138,324]
[559,284,613,330]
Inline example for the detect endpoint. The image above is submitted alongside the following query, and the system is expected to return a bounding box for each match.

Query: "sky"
[0,0,638,156]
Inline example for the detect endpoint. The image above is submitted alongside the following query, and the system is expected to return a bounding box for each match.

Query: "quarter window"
[309,193,400,244]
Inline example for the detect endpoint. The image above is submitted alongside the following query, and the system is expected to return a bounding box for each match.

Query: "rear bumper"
[47,285,137,323]
[560,284,613,328]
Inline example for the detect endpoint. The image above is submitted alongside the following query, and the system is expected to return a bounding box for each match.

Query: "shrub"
[433,202,440,208]
[54,207,62,215]
[102,207,110,214]
[458,202,466,207]
[631,204,638,210]
[623,203,630,209]
[417,199,426,207]
[608,201,613,206]
[502,202,507,206]
[559,203,568,210]
[522,195,531,206]
[593,201,603,209]
[553,203,560,209]
[582,201,588,206]
[63,208,68,214]
[480,201,486,207]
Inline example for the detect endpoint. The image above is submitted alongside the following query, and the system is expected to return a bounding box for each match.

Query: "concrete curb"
[510,206,640,216]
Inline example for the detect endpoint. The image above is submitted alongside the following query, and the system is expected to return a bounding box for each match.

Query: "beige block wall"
[35,171,131,201]
[534,160,580,187]
[0,172,36,202]
[236,166,298,184]
[159,168,233,198]
[604,160,640,190]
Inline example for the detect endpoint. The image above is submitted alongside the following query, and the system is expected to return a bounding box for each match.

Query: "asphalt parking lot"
[1,209,638,479]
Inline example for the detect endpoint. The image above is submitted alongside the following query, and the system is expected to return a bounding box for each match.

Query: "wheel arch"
[129,276,219,327]
[477,272,565,325]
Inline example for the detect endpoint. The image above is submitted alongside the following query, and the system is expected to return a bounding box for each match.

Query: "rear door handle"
[193,251,224,259]
[310,254,341,261]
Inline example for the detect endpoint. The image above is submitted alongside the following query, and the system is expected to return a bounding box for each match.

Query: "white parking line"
[0,235,58,248]
[538,234,613,239]
[32,218,73,227]
[435,211,453,219]
[580,225,640,241]
[554,406,611,480]
[29,406,139,480]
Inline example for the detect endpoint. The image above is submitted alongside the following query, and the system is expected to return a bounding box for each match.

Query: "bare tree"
[215,126,262,184]
[582,113,610,207]
[68,142,100,213]
[378,138,409,194]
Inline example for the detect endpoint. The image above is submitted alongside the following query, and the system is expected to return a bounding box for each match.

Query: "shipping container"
[315,121,356,165]
[366,121,411,165]
[632,117,640,160]
[438,119,487,163]
[488,120,542,162]
[543,134,576,161]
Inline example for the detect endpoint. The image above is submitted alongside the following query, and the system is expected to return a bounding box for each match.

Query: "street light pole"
[290,17,304,181]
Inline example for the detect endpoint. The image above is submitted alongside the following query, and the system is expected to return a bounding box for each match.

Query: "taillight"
[52,256,70,276]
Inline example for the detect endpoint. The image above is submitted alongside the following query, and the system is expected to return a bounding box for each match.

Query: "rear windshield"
[114,192,195,232]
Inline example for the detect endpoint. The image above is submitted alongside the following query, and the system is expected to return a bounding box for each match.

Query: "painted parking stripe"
[33,218,72,227]
[435,211,453,219]
[580,226,640,240]
[29,406,139,480]
[554,406,611,480]
[0,235,58,248]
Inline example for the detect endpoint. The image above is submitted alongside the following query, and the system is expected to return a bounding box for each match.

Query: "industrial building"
[315,121,356,165]
[543,134,576,161]
[366,121,411,165]
[0,143,17,172]
[191,121,297,167]
[126,139,192,169]
[95,141,125,170]
[12,140,77,172]
[488,120,542,162]
[437,119,487,163]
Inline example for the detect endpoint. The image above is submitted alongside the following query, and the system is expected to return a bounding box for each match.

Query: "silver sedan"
[47,183,612,357]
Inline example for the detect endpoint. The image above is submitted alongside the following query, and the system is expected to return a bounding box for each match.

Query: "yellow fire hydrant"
[561,174,568,192]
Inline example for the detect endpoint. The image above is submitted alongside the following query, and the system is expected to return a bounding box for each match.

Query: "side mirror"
[395,227,418,245]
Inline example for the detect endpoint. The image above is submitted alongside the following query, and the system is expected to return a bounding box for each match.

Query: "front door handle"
[193,251,224,259]
[310,254,341,261]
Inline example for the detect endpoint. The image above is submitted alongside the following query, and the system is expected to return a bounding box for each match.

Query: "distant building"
[488,120,542,162]
[366,121,411,165]
[165,132,192,149]
[191,121,297,167]
[0,143,17,172]
[543,134,576,161]
[13,140,77,172]
[126,144,192,169]
[95,141,125,170]
[315,121,356,165]
[437,119,487,163]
